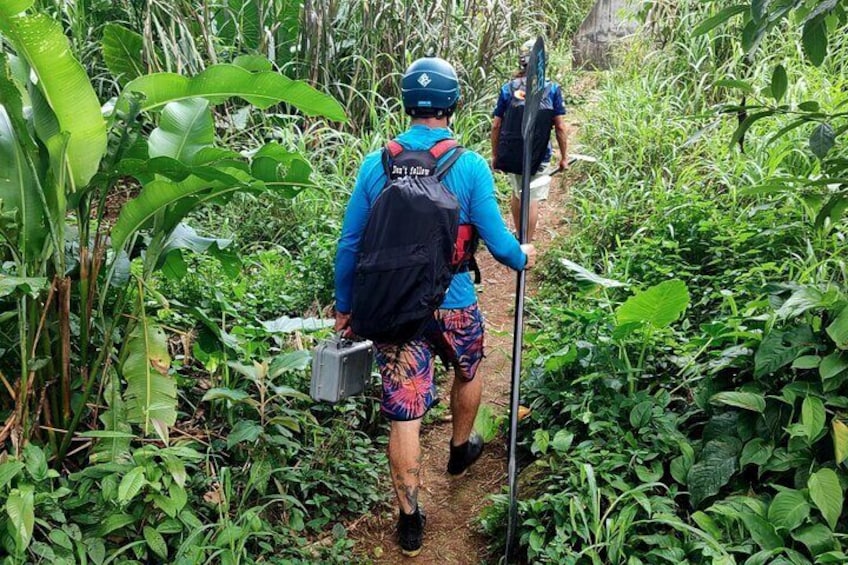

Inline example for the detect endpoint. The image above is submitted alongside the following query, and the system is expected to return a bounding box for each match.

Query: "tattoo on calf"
[404,485,419,511]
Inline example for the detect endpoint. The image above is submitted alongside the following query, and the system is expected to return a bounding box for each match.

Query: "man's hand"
[520,244,537,269]
[490,157,500,172]
[557,156,569,172]
[335,311,352,336]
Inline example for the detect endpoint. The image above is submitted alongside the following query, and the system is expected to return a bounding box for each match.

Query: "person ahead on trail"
[491,38,569,242]
[334,57,536,557]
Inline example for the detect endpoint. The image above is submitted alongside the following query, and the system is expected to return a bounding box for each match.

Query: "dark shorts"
[375,303,485,421]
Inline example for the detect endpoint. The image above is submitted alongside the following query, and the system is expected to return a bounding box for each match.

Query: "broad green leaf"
[163,456,187,488]
[770,64,788,103]
[119,64,347,121]
[22,443,47,481]
[227,420,263,448]
[802,18,828,66]
[96,513,135,536]
[793,355,821,369]
[101,24,146,86]
[832,419,848,465]
[741,19,766,54]
[777,286,829,319]
[143,526,168,560]
[0,275,46,298]
[153,494,179,517]
[802,396,826,441]
[816,551,848,563]
[87,538,106,565]
[269,350,312,376]
[687,438,741,507]
[691,510,723,540]
[122,321,177,439]
[751,0,768,23]
[559,258,626,288]
[792,522,837,555]
[740,511,783,550]
[159,222,239,280]
[730,110,775,150]
[270,384,310,402]
[110,172,246,251]
[710,391,766,413]
[0,12,106,189]
[0,104,47,260]
[755,326,815,378]
[810,123,835,160]
[630,400,653,429]
[820,352,848,382]
[91,376,133,464]
[693,5,748,36]
[670,442,695,485]
[550,429,574,454]
[0,2,33,17]
[0,461,23,491]
[768,490,810,531]
[826,306,848,349]
[48,529,72,550]
[202,387,250,403]
[808,468,843,529]
[216,0,261,48]
[473,404,500,443]
[148,99,215,164]
[117,466,145,503]
[740,438,773,468]
[814,193,848,233]
[615,279,689,329]
[713,79,754,93]
[261,316,335,333]
[803,0,838,23]
[5,485,34,552]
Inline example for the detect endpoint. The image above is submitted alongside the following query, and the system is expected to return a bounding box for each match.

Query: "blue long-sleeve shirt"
[334,124,527,313]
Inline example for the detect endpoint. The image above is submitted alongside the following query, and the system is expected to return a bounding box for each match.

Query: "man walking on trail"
[491,38,569,242]
[334,57,536,557]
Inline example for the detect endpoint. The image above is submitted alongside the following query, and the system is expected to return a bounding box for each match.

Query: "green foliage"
[484,0,848,561]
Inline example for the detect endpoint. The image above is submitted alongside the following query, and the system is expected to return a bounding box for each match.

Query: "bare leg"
[511,195,540,242]
[388,419,423,514]
[450,372,483,446]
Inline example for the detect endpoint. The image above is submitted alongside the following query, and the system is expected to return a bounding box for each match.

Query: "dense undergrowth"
[480,1,848,563]
[0,0,592,563]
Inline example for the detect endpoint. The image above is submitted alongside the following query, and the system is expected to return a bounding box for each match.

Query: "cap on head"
[401,57,460,118]
[519,39,536,68]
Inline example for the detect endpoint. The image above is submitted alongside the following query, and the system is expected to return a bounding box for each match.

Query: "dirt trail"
[347,167,573,564]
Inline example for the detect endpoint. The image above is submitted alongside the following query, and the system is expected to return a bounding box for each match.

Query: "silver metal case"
[310,335,374,403]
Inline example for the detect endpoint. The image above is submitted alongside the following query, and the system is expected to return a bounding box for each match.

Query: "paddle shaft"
[504,94,535,564]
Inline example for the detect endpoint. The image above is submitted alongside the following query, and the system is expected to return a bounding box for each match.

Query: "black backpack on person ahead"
[350,139,479,344]
[494,77,556,175]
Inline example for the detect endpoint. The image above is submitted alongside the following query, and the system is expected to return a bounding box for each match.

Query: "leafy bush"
[483,1,848,562]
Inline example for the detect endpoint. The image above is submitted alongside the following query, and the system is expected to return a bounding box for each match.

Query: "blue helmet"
[401,57,460,118]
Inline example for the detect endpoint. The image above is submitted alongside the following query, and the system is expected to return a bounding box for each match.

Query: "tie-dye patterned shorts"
[375,303,485,421]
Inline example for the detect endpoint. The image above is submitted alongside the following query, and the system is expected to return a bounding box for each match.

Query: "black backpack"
[350,139,476,344]
[494,77,556,175]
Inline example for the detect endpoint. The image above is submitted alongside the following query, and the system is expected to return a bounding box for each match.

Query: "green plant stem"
[57,285,131,461]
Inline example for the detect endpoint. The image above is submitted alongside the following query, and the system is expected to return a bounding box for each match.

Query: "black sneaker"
[397,506,426,557]
[447,433,484,476]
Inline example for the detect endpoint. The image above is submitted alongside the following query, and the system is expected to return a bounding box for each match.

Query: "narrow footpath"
[348,169,573,564]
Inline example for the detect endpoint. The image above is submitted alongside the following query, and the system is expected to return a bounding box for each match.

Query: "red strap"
[430,139,458,159]
[386,140,404,157]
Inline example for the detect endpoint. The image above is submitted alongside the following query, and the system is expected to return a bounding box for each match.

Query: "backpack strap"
[434,146,465,180]
[381,140,405,181]
[430,139,458,159]
[386,140,404,158]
